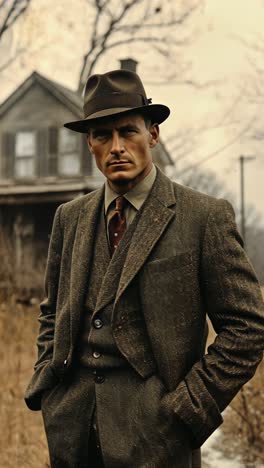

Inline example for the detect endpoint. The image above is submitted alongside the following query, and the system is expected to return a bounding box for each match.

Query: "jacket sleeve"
[24,204,64,410]
[161,199,264,448]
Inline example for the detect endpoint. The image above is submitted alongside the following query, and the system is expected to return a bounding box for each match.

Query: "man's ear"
[86,134,93,154]
[149,123,159,148]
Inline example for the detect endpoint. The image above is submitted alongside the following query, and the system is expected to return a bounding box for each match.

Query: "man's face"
[87,113,159,193]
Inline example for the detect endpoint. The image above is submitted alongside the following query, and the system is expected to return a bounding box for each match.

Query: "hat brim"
[64,104,170,133]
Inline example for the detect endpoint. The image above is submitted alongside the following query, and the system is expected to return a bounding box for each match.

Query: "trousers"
[88,424,105,468]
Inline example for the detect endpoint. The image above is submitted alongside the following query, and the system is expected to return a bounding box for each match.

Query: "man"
[25,69,264,468]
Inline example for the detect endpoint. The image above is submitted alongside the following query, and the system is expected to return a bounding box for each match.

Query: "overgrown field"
[0,289,263,467]
[0,299,49,468]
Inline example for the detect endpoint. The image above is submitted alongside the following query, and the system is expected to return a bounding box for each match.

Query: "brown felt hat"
[64,69,170,133]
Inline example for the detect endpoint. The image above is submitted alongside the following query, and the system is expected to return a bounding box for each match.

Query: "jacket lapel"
[69,186,104,345]
[115,169,176,305]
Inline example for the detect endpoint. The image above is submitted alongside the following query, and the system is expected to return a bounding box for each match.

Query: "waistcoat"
[78,201,152,370]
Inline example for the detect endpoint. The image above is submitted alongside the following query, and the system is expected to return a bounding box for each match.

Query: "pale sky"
[0,0,264,223]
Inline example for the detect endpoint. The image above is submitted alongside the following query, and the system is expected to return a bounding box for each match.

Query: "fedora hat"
[64,69,170,133]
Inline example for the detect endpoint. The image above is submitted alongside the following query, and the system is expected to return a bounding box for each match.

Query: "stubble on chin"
[107,171,137,193]
[111,177,133,186]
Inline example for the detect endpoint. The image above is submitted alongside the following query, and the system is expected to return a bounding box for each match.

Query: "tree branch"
[0,0,31,40]
[78,0,201,90]
[0,0,6,10]
[0,47,25,73]
[79,0,147,89]
[177,115,256,176]
[105,35,170,49]
[115,4,198,32]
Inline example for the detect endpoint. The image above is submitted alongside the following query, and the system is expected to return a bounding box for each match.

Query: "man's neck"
[107,164,154,195]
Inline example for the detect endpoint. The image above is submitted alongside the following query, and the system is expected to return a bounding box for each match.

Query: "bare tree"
[173,115,256,180]
[0,0,32,72]
[0,0,31,40]
[168,159,264,283]
[78,0,202,92]
[232,30,264,145]
[245,223,264,284]
[222,361,264,466]
[167,163,235,202]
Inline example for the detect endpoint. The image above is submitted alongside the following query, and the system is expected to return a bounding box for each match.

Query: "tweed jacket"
[25,167,264,454]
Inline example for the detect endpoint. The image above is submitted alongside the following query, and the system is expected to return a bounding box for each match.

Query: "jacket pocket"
[144,250,196,275]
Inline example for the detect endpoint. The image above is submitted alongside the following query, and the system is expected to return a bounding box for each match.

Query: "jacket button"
[94,374,105,384]
[92,351,101,359]
[94,318,103,329]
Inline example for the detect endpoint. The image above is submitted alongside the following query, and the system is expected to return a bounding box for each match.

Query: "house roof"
[0,71,83,119]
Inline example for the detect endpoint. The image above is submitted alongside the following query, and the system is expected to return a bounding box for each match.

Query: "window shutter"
[1,132,15,178]
[48,127,58,176]
[37,129,48,177]
[82,135,92,175]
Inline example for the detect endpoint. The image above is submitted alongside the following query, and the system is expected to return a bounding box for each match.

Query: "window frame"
[58,127,81,177]
[14,130,37,179]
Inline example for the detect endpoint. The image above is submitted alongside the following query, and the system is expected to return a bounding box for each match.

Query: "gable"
[0,82,81,132]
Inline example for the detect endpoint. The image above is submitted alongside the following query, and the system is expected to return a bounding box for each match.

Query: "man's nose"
[110,131,124,155]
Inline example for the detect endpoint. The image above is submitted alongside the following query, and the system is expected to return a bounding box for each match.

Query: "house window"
[58,128,80,176]
[15,131,36,178]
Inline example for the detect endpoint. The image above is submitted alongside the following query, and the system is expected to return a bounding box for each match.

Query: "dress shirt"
[104,165,157,230]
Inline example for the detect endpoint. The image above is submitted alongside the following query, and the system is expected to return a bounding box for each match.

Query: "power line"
[176,116,256,177]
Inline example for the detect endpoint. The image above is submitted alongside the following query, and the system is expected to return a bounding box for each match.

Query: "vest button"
[94,318,103,329]
[92,351,101,359]
[94,374,105,384]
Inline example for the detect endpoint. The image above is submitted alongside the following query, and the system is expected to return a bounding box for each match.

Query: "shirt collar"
[104,164,157,214]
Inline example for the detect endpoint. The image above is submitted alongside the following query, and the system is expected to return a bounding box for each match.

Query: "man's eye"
[94,132,108,140]
[123,128,136,135]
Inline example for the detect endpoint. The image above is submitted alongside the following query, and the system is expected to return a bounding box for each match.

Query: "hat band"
[83,92,148,118]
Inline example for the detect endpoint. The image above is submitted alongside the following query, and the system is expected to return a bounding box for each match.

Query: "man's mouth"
[108,161,131,166]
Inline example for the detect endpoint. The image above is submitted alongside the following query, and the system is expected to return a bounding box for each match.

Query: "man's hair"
[142,115,152,129]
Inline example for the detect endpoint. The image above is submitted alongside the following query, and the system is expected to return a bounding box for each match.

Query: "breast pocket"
[144,251,195,276]
[140,251,200,324]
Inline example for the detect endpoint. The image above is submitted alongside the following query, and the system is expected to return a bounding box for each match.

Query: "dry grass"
[221,363,264,467]
[206,286,264,467]
[1,288,263,467]
[0,298,49,468]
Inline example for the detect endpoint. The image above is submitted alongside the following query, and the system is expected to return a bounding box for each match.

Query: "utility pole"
[239,155,255,248]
